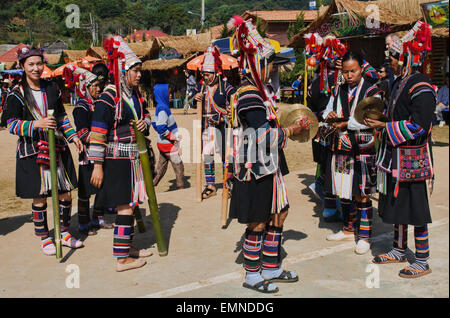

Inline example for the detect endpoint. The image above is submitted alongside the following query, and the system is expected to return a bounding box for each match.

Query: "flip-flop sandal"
[242,280,279,294]
[202,187,216,199]
[399,266,432,279]
[268,270,299,283]
[372,253,407,264]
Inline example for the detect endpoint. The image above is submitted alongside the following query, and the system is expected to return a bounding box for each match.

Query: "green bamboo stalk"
[133,121,168,256]
[48,109,62,259]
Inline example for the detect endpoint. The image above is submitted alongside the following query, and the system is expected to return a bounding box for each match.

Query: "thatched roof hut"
[128,42,153,60]
[86,47,107,60]
[62,50,86,63]
[289,0,415,48]
[149,35,208,59]
[375,0,449,38]
[190,32,213,49]
[44,53,62,65]
[141,58,188,71]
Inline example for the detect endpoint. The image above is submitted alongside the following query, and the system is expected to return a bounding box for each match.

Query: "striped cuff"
[58,114,77,142]
[7,119,35,137]
[385,120,425,147]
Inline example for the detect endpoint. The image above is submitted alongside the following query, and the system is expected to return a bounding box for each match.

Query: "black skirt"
[378,174,432,226]
[94,159,136,207]
[77,164,98,198]
[229,174,276,224]
[15,149,78,199]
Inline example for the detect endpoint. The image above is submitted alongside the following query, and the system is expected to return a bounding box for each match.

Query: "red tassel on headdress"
[103,36,125,119]
[212,46,223,75]
[227,15,244,29]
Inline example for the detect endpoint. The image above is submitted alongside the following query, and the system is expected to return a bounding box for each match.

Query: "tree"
[255,17,267,38]
[284,12,306,85]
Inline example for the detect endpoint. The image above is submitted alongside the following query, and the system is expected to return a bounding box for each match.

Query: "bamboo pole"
[304,57,308,106]
[220,126,233,228]
[133,122,167,256]
[47,109,62,259]
[196,100,203,202]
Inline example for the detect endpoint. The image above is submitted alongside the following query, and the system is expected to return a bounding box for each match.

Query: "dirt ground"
[0,105,448,299]
[0,105,448,219]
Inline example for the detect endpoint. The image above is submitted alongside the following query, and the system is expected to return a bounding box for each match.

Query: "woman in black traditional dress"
[365,22,435,278]
[68,65,114,236]
[3,46,83,255]
[227,16,310,294]
[322,52,383,255]
[88,36,153,272]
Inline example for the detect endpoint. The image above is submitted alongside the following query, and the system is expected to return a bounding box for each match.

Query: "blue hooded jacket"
[151,84,178,152]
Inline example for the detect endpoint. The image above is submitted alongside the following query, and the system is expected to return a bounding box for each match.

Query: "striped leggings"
[394,224,430,259]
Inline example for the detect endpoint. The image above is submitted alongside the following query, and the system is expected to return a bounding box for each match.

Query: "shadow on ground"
[0,214,32,236]
[136,202,181,253]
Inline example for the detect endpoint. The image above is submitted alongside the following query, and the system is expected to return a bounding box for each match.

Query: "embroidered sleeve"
[385,120,425,146]
[88,100,113,163]
[409,81,436,101]
[255,122,288,150]
[7,118,35,137]
[4,94,35,137]
[56,112,77,142]
[363,60,379,81]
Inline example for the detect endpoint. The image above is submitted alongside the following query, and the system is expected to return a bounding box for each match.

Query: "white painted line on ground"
[140,217,449,298]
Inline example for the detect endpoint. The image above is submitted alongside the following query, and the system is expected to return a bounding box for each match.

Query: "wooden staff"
[133,122,167,256]
[221,125,233,228]
[47,109,62,259]
[196,99,203,202]
[304,57,308,106]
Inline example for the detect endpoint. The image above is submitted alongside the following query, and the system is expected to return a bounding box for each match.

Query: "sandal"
[202,187,217,200]
[399,264,432,279]
[266,270,299,283]
[373,253,407,264]
[242,280,279,294]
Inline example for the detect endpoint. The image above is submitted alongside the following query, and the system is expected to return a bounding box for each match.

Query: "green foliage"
[283,12,307,86]
[0,0,315,46]
[255,18,267,38]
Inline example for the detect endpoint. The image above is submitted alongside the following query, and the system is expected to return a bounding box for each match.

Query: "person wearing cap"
[88,36,153,272]
[2,46,84,256]
[321,51,383,255]
[193,46,236,200]
[227,16,311,294]
[66,65,114,236]
[365,22,436,278]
